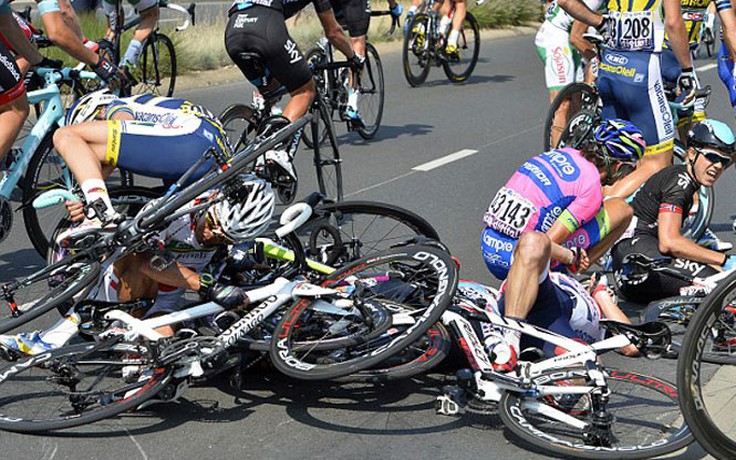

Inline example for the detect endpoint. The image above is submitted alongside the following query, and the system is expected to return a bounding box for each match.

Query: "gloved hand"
[596,14,615,43]
[92,56,123,85]
[199,273,250,309]
[390,3,403,18]
[348,52,365,73]
[677,67,700,106]
[723,254,736,271]
[36,57,63,69]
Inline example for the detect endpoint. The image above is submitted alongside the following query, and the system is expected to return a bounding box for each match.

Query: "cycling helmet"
[65,89,117,126]
[687,119,736,156]
[593,119,646,163]
[211,175,275,241]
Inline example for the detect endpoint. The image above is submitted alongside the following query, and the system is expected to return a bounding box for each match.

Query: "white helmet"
[65,89,118,126]
[211,175,275,241]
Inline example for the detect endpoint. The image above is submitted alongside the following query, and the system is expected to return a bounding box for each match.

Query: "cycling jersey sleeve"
[313,0,332,14]
[715,0,732,11]
[105,100,135,119]
[36,0,62,15]
[558,178,603,234]
[658,184,690,215]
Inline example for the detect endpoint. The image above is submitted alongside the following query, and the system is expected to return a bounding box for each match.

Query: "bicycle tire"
[312,95,343,201]
[705,29,715,57]
[0,340,172,433]
[134,32,176,97]
[219,104,259,154]
[544,82,598,151]
[499,368,693,459]
[442,12,480,84]
[269,244,458,380]
[402,13,432,87]
[303,47,330,149]
[0,259,100,334]
[356,43,385,139]
[678,270,736,459]
[300,200,441,266]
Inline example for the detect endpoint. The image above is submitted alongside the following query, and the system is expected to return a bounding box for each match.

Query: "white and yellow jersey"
[606,0,667,52]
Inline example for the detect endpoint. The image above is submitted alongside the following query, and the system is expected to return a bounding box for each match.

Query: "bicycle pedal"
[435,385,467,416]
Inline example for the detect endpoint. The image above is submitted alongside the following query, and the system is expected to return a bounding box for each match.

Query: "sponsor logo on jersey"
[605,53,628,66]
[521,162,552,186]
[233,13,258,27]
[552,46,569,84]
[542,150,580,180]
[0,54,20,81]
[682,0,711,8]
[284,39,302,64]
[135,111,182,128]
[677,172,692,189]
[539,205,563,233]
[599,62,636,78]
[482,232,515,253]
[653,79,675,137]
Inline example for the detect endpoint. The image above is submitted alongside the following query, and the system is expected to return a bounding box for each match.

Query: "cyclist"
[102,0,160,68]
[481,119,645,281]
[52,90,231,235]
[612,119,736,303]
[558,0,695,200]
[0,175,275,357]
[440,0,467,59]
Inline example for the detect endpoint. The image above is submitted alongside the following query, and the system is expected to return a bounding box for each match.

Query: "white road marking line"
[346,171,416,198]
[412,149,479,172]
[696,63,718,72]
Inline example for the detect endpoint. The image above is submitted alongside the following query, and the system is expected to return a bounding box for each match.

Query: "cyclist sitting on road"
[52,89,232,239]
[612,119,736,303]
[0,175,275,358]
[224,0,358,182]
[481,119,644,281]
[102,0,160,69]
[558,0,695,200]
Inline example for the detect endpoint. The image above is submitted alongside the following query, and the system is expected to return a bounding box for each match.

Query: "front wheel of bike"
[544,82,599,151]
[678,270,736,459]
[499,369,692,459]
[0,340,172,433]
[442,12,480,84]
[357,43,385,139]
[402,13,432,87]
[134,32,176,97]
[270,244,458,380]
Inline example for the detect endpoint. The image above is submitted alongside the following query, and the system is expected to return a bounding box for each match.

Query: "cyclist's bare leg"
[606,150,673,199]
[548,88,572,148]
[283,79,316,122]
[121,6,160,67]
[585,198,633,263]
[0,94,29,161]
[503,232,552,322]
[347,36,366,113]
[53,122,108,184]
[448,0,466,46]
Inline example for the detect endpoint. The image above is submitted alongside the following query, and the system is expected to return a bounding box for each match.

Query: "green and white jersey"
[545,0,604,32]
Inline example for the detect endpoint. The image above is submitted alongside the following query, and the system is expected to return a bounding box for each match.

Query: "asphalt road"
[1,32,735,459]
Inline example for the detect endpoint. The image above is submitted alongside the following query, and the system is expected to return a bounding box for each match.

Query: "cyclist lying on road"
[481,119,645,281]
[612,119,736,303]
[0,175,275,359]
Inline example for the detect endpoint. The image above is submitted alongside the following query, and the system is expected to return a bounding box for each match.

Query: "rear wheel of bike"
[0,340,171,432]
[300,201,440,266]
[219,104,259,153]
[133,32,176,97]
[0,259,100,334]
[402,13,432,87]
[313,96,343,201]
[678,270,736,459]
[303,48,330,149]
[23,132,134,258]
[674,140,712,240]
[544,82,599,151]
[641,295,701,355]
[356,43,385,139]
[442,12,480,83]
[270,244,458,380]
[499,369,692,459]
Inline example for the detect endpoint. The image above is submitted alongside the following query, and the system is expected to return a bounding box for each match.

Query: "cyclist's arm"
[58,0,85,41]
[592,289,640,356]
[658,209,725,265]
[663,0,693,70]
[718,6,736,64]
[36,0,99,66]
[0,11,43,64]
[557,0,603,27]
[316,9,355,59]
[569,20,596,61]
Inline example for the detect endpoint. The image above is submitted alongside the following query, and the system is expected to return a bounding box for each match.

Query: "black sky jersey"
[230,0,331,19]
[632,164,699,238]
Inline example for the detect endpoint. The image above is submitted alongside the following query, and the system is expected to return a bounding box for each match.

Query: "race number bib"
[483,187,537,238]
[609,11,655,52]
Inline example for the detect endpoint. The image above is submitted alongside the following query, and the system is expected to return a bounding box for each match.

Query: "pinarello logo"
[605,53,628,66]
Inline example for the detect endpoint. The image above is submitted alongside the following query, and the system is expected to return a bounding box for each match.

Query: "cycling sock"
[347,89,358,111]
[39,313,81,348]
[439,15,451,36]
[408,4,417,13]
[122,39,143,67]
[81,178,115,218]
[448,30,459,47]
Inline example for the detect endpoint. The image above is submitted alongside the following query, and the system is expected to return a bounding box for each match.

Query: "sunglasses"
[696,148,733,168]
[204,209,234,243]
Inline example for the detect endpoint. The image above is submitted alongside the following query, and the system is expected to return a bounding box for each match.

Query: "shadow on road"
[0,248,45,280]
[418,74,515,88]
[337,123,434,145]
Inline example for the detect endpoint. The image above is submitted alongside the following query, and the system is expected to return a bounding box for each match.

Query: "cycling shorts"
[660,48,705,126]
[598,50,675,156]
[225,6,312,93]
[0,41,24,106]
[331,0,370,37]
[480,206,610,280]
[611,234,718,303]
[102,0,158,13]
[717,42,736,112]
[104,117,230,182]
[534,22,583,91]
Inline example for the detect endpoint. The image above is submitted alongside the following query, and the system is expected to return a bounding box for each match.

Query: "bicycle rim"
[219,104,259,153]
[270,244,458,380]
[544,82,598,151]
[499,369,692,459]
[0,341,171,432]
[357,43,385,139]
[313,97,343,201]
[442,12,480,83]
[135,33,176,97]
[641,295,701,354]
[402,14,432,87]
[678,271,736,459]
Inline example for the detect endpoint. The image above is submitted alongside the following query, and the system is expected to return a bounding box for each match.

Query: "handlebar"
[276,203,312,238]
[158,0,196,32]
[370,10,400,35]
[35,67,100,85]
[32,189,79,210]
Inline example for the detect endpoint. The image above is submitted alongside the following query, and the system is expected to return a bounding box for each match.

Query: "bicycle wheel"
[0,340,172,433]
[270,244,458,380]
[499,369,692,459]
[312,96,343,201]
[0,258,100,334]
[544,82,599,151]
[442,12,480,84]
[705,29,715,57]
[133,32,176,97]
[300,201,440,266]
[678,270,736,459]
[674,140,712,240]
[219,104,259,153]
[356,43,385,140]
[402,13,432,87]
[641,295,701,356]
[302,47,330,149]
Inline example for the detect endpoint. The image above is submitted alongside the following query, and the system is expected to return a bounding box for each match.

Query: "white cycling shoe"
[262,149,297,183]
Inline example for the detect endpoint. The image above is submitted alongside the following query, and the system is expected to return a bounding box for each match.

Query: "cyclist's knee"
[53,126,76,150]
[514,232,551,267]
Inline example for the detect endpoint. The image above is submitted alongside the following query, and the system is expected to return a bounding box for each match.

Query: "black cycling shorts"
[0,41,25,106]
[224,6,312,93]
[612,235,718,304]
[332,0,370,37]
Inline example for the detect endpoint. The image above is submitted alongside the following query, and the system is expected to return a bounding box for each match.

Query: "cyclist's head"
[65,89,117,125]
[592,119,646,165]
[687,119,735,187]
[207,175,275,243]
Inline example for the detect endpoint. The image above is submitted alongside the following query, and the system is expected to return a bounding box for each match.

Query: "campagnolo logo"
[605,53,628,66]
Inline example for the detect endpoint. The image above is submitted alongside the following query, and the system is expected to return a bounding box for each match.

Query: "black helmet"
[687,119,736,156]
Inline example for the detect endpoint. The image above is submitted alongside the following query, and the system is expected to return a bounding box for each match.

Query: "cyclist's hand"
[36,57,63,69]
[723,255,736,271]
[92,56,122,86]
[595,15,615,43]
[567,247,590,274]
[199,273,250,309]
[349,52,365,73]
[65,200,85,222]
[677,68,700,106]
[390,3,403,18]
